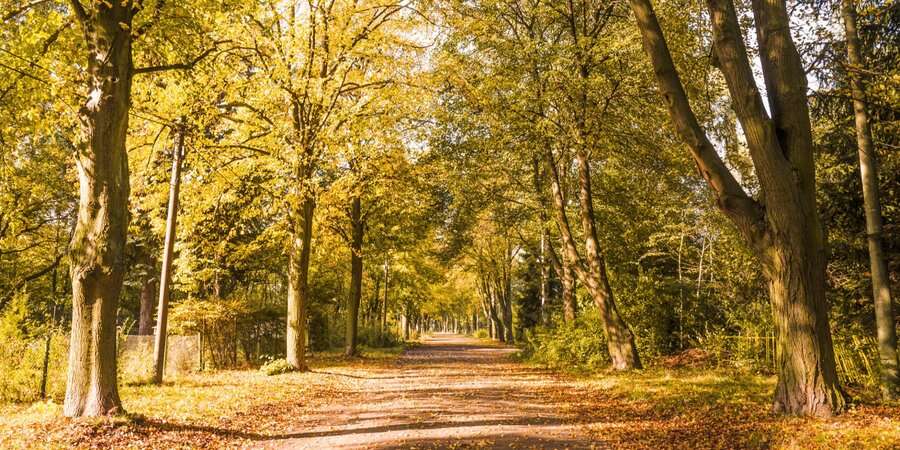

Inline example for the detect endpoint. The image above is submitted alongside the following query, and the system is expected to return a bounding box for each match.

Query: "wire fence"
[711,334,881,386]
[119,335,201,380]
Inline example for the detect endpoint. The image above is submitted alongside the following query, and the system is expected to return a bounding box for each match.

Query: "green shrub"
[259,358,296,376]
[357,325,402,348]
[0,293,68,403]
[520,309,611,371]
[473,329,489,339]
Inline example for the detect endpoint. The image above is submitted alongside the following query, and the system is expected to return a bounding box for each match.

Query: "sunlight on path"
[259,334,600,449]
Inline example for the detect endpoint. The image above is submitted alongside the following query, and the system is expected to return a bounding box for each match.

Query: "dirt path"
[260,334,597,449]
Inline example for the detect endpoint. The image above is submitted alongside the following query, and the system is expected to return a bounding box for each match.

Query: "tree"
[232,0,419,369]
[434,0,643,369]
[840,0,899,400]
[61,0,139,417]
[628,0,846,416]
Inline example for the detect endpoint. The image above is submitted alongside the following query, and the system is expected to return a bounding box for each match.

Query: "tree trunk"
[402,310,410,340]
[286,198,314,371]
[628,0,845,416]
[345,196,363,356]
[489,290,504,342]
[539,230,550,325]
[764,235,845,416]
[560,245,577,323]
[500,273,514,343]
[138,259,157,336]
[64,1,133,418]
[546,150,641,370]
[841,0,899,400]
[381,257,389,339]
[153,125,185,385]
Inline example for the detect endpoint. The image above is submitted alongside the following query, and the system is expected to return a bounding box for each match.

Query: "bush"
[259,358,296,376]
[169,297,283,368]
[520,309,611,371]
[0,293,68,403]
[473,329,489,339]
[357,325,402,348]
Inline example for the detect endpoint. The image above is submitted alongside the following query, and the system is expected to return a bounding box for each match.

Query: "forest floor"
[1,333,899,449]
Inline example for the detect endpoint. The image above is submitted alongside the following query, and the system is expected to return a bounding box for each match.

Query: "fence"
[711,334,880,386]
[119,335,201,381]
[1,333,201,403]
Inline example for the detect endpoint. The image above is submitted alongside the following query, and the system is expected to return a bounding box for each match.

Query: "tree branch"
[133,40,231,75]
[628,0,766,245]
[0,252,64,311]
[3,0,51,22]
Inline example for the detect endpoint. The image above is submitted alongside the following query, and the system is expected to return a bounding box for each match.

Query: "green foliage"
[520,309,611,371]
[0,330,67,403]
[356,326,403,348]
[0,292,67,403]
[473,329,489,339]
[259,358,296,376]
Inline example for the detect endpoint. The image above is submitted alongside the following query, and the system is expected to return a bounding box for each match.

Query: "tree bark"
[628,0,845,416]
[345,196,364,356]
[489,288,504,342]
[560,243,578,323]
[286,197,314,371]
[546,151,641,370]
[137,259,157,336]
[539,228,550,325]
[64,0,134,418]
[500,278,514,343]
[841,0,899,400]
[152,125,185,385]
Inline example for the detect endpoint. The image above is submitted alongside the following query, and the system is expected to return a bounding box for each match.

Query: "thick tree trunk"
[841,0,899,400]
[345,196,363,356]
[764,235,845,416]
[500,274,514,343]
[489,291,504,342]
[401,310,410,340]
[286,198,314,371]
[64,1,133,418]
[628,0,845,416]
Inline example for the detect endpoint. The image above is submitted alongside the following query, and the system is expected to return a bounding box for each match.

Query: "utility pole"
[153,122,186,384]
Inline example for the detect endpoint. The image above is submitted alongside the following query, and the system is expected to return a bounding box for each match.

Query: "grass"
[2,342,898,449]
[559,367,900,449]
[0,346,408,449]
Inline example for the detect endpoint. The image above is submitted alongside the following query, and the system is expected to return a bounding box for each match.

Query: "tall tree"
[840,0,899,400]
[628,0,846,416]
[237,0,415,370]
[63,0,136,417]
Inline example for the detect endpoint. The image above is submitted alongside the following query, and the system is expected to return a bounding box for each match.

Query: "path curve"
[261,333,598,449]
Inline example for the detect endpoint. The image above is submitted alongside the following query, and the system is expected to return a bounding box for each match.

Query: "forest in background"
[0,0,898,424]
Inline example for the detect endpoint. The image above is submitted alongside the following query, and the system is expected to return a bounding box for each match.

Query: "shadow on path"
[258,333,599,449]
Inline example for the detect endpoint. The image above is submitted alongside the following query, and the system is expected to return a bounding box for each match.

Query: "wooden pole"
[153,124,186,384]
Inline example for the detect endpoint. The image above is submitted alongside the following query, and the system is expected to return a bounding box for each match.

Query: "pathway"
[262,333,598,449]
